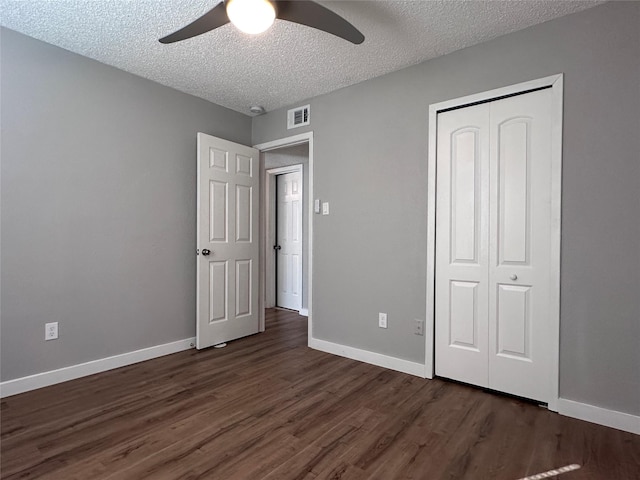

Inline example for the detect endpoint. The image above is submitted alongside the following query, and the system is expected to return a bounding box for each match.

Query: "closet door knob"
[510,274,518,281]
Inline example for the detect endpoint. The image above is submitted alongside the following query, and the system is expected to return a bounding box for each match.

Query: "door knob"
[273,245,281,251]
[202,249,211,256]
[510,274,518,281]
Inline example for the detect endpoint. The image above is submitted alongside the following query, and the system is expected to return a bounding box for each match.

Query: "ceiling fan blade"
[276,1,364,45]
[159,1,230,44]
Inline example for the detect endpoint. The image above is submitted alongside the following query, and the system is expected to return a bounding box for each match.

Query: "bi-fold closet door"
[435,88,553,403]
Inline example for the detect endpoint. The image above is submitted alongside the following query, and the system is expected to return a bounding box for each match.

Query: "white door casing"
[197,133,260,349]
[433,84,560,405]
[276,171,303,310]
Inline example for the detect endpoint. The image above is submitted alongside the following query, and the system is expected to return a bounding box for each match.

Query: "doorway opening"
[267,163,305,313]
[255,133,313,340]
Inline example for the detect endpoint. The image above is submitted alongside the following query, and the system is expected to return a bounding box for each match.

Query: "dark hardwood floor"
[1,308,638,479]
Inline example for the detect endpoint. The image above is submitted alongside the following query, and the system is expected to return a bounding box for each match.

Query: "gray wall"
[252,2,640,415]
[263,144,310,311]
[0,29,252,381]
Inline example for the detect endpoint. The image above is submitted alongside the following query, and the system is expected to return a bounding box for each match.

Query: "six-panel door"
[276,172,303,311]
[197,133,259,349]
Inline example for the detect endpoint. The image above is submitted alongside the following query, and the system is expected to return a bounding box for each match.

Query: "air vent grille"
[287,105,310,129]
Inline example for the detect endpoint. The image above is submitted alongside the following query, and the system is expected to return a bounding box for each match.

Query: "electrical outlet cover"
[45,322,59,340]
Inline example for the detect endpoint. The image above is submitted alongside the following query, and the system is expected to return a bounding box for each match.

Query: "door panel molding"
[426,74,563,411]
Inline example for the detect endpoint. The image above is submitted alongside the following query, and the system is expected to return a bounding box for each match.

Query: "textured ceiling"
[0,0,603,115]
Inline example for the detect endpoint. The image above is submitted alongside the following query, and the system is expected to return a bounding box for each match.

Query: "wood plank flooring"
[2,308,639,479]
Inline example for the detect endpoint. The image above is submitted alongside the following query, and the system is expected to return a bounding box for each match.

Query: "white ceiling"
[0,0,602,115]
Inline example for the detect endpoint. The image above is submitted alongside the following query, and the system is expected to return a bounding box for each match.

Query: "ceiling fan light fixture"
[226,0,276,35]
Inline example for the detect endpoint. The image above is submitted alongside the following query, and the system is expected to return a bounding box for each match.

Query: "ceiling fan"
[159,0,364,45]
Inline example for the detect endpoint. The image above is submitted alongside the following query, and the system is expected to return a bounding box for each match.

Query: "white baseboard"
[299,308,309,317]
[308,338,639,435]
[308,337,425,378]
[0,337,196,398]
[558,398,640,435]
[5,336,636,436]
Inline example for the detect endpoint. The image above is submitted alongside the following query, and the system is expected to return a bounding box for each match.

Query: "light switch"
[322,202,330,215]
[314,199,321,214]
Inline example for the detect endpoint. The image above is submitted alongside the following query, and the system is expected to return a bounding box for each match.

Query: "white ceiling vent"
[287,105,310,129]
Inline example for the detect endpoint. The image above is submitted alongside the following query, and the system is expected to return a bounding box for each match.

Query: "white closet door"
[435,88,554,404]
[435,103,490,387]
[488,88,553,402]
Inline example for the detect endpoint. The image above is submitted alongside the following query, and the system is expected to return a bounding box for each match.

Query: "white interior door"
[276,171,302,310]
[435,103,490,388]
[435,88,555,403]
[197,133,259,349]
[487,90,553,402]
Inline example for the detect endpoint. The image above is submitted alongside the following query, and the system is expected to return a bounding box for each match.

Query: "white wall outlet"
[414,319,424,336]
[314,198,321,214]
[322,202,330,215]
[45,322,58,341]
[378,312,388,329]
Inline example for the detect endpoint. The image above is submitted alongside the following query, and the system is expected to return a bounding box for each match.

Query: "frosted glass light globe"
[226,0,276,35]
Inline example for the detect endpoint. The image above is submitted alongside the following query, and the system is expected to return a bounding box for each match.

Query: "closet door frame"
[425,74,563,411]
